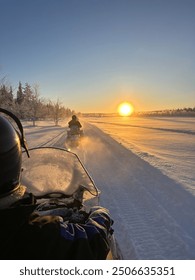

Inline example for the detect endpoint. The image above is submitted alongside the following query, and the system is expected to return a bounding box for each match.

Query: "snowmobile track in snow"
[34,130,67,148]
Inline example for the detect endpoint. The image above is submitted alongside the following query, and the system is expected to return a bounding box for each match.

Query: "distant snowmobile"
[66,125,84,148]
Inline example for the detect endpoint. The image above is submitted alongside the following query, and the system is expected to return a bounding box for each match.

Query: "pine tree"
[16,81,24,105]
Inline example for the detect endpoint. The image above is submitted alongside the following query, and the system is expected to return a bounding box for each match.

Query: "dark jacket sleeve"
[58,206,113,259]
[23,206,113,260]
[0,205,113,260]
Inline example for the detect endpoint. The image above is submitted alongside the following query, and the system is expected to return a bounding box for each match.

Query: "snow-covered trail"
[77,122,195,260]
[23,120,195,259]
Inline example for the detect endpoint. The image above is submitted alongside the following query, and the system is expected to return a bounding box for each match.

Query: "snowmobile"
[66,125,84,148]
[21,146,120,259]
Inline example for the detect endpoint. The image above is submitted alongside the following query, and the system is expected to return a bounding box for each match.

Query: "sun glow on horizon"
[118,102,134,116]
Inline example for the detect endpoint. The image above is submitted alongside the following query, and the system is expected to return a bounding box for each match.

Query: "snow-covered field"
[23,116,195,260]
[87,116,195,195]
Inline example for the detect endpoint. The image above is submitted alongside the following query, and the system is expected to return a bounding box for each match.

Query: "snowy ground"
[23,116,195,260]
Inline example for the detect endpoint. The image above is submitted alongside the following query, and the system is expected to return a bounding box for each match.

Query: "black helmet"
[0,109,29,197]
[72,115,77,120]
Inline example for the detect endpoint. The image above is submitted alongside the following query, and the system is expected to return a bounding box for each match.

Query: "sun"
[118,102,134,116]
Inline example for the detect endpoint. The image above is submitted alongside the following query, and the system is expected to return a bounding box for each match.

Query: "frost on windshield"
[21,148,97,200]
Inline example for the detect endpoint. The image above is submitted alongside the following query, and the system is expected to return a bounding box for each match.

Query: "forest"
[0,80,75,126]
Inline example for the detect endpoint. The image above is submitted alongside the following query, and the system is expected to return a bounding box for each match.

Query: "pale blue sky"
[0,0,194,113]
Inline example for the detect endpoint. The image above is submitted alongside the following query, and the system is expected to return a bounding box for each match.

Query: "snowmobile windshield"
[21,147,99,202]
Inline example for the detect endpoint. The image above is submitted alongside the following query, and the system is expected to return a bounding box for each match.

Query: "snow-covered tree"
[0,84,14,109]
[22,83,34,118]
[16,81,24,105]
[51,99,64,126]
[30,84,43,126]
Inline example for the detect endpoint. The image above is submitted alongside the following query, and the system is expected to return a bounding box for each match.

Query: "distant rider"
[68,115,83,137]
[0,108,113,260]
[68,115,82,129]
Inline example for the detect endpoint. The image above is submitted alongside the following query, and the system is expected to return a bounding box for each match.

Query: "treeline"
[0,80,75,126]
[135,107,195,117]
